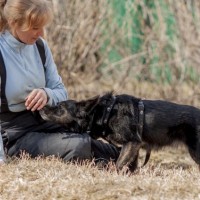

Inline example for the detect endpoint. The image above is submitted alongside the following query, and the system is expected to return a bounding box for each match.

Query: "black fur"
[39,93,200,171]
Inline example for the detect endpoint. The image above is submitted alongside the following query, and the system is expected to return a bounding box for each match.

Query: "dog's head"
[39,96,100,132]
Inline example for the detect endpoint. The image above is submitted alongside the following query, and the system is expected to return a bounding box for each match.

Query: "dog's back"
[142,99,200,147]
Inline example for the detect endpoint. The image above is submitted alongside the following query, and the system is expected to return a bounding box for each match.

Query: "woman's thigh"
[7,132,92,161]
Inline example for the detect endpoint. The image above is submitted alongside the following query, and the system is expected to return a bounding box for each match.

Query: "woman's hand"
[25,89,48,111]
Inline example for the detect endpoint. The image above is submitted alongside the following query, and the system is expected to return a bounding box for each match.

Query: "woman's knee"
[62,133,92,161]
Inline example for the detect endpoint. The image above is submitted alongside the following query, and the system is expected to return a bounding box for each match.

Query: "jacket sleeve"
[41,39,68,106]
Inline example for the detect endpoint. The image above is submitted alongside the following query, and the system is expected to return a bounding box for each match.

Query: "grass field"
[1,145,200,200]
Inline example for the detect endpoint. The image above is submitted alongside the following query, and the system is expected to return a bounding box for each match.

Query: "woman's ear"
[7,19,16,27]
[7,20,17,35]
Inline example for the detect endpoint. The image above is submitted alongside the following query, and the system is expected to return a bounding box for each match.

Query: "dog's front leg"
[116,141,141,172]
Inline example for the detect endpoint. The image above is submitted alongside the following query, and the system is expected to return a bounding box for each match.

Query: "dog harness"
[87,95,145,140]
[0,38,46,113]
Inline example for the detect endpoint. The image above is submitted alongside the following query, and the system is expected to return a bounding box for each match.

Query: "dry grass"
[1,146,200,200]
[46,0,200,102]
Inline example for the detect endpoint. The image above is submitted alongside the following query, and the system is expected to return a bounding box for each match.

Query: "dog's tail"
[142,145,151,167]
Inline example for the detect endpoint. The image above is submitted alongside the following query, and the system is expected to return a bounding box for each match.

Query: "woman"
[0,0,119,164]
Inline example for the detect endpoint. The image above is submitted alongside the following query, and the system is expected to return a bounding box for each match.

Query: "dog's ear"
[76,95,100,117]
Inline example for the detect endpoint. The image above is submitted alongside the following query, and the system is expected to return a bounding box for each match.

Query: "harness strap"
[137,100,144,141]
[102,96,116,125]
[0,38,46,113]
[102,96,116,136]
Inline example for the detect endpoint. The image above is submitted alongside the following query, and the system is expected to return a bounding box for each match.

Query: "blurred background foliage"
[47,0,200,105]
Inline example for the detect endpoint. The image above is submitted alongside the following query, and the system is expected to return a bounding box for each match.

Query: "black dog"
[39,93,200,171]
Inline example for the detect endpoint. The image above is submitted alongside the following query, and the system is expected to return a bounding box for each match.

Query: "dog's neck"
[86,95,116,136]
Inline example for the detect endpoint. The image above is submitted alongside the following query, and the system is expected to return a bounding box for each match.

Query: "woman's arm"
[42,39,68,106]
[25,38,68,111]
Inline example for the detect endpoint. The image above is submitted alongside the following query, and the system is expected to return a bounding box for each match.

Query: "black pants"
[1,110,119,163]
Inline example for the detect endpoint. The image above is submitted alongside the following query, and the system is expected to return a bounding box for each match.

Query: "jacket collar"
[1,30,27,53]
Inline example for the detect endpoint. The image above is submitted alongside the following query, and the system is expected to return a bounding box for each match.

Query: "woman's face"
[11,25,45,44]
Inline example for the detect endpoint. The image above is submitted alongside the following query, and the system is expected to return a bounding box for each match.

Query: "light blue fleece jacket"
[0,30,68,112]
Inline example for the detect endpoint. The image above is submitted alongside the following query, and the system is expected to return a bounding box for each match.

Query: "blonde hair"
[0,0,53,32]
